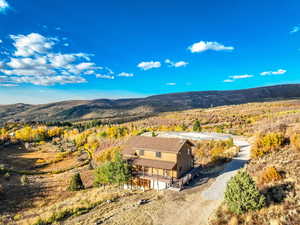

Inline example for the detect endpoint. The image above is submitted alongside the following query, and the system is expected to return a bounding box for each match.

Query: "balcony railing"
[132,171,173,181]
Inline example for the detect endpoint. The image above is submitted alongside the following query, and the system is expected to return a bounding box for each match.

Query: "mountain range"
[1,84,300,124]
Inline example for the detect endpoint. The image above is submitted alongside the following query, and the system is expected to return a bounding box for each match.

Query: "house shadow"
[221,158,249,173]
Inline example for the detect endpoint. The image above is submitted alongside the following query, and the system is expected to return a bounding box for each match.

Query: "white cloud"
[118,72,134,77]
[0,83,19,87]
[84,70,96,75]
[1,68,55,76]
[0,40,2,44]
[137,61,161,70]
[166,82,176,86]
[188,41,234,53]
[260,71,270,76]
[96,74,115,79]
[64,43,69,47]
[229,74,253,79]
[0,33,107,86]
[174,61,188,67]
[290,26,300,34]
[11,75,87,86]
[224,79,234,83]
[75,62,96,70]
[165,59,188,67]
[48,53,76,67]
[7,57,48,69]
[272,69,287,75]
[10,33,56,57]
[0,0,9,13]
[260,69,287,76]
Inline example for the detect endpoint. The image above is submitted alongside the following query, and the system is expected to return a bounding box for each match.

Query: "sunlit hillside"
[0,99,300,224]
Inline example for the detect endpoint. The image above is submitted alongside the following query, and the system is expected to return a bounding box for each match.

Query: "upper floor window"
[139,149,144,156]
[155,151,161,158]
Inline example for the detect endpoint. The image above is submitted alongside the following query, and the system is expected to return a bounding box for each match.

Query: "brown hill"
[1,84,300,124]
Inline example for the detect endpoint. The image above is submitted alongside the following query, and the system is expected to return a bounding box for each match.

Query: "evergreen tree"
[68,173,85,191]
[112,152,132,185]
[224,170,265,214]
[193,120,202,132]
[94,152,132,186]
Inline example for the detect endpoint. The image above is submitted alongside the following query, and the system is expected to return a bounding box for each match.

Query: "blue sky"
[0,0,300,104]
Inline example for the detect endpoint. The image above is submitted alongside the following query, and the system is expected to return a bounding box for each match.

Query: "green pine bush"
[193,120,202,132]
[224,170,266,214]
[68,173,84,191]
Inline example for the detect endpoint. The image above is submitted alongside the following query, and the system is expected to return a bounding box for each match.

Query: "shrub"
[251,132,285,158]
[224,170,266,214]
[258,166,282,185]
[210,147,224,162]
[68,173,84,191]
[94,152,132,186]
[290,133,300,151]
[193,120,202,132]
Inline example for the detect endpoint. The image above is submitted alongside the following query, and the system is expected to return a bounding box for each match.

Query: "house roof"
[130,158,177,170]
[122,136,194,156]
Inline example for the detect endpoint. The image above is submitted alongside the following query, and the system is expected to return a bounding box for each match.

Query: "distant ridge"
[1,84,300,124]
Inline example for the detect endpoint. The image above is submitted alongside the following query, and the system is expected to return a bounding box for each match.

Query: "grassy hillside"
[1,84,300,125]
[1,98,300,224]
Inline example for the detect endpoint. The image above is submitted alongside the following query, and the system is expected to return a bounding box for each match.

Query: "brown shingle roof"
[130,158,176,170]
[122,136,194,156]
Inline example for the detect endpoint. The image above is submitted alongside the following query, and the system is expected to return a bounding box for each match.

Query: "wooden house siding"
[176,143,193,177]
[135,149,177,162]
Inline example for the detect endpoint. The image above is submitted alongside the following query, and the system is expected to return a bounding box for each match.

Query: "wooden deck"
[132,166,202,191]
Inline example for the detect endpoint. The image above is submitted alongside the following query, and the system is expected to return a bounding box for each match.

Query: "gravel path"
[201,139,250,201]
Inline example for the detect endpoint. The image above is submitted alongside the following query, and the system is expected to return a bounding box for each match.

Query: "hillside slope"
[1,84,300,123]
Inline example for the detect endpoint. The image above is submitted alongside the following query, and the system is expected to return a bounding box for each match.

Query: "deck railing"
[132,171,173,181]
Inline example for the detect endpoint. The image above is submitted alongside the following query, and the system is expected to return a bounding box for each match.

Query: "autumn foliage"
[258,166,282,185]
[251,132,285,159]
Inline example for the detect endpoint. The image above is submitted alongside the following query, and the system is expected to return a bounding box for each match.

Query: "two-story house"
[122,136,194,190]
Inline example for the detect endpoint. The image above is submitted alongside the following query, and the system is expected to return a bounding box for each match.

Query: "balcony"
[132,171,174,182]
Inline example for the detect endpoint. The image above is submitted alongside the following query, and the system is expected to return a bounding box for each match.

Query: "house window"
[155,151,161,158]
[139,149,144,156]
